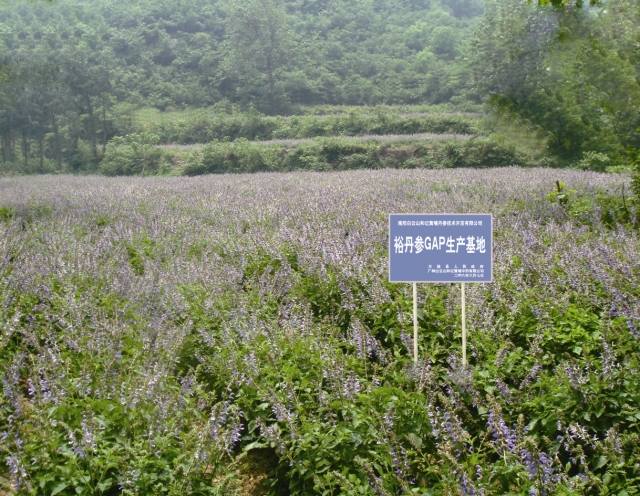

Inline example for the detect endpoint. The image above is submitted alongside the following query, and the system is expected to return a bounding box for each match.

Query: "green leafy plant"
[99,133,170,176]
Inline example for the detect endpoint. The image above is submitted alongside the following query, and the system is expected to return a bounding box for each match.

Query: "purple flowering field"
[1,168,639,495]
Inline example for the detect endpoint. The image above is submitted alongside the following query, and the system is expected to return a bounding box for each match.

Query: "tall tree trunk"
[9,134,15,162]
[6,115,15,162]
[52,117,63,170]
[1,132,8,163]
[38,136,44,171]
[102,104,108,156]
[266,53,275,110]
[21,130,29,169]
[86,97,98,161]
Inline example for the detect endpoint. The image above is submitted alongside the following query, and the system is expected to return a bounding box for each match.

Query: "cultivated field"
[1,169,639,495]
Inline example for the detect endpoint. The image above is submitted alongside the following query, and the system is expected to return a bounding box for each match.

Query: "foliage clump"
[99,134,170,176]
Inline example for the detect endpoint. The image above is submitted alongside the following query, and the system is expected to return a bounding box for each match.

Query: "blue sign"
[389,214,493,283]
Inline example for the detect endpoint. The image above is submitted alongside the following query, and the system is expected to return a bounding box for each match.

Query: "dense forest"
[0,0,639,174]
[0,0,481,171]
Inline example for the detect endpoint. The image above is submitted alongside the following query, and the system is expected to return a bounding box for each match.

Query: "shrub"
[183,140,277,175]
[576,151,611,172]
[0,206,15,222]
[547,180,639,229]
[99,133,170,176]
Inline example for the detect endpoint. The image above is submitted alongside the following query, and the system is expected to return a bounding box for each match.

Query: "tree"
[220,0,296,114]
[473,0,640,162]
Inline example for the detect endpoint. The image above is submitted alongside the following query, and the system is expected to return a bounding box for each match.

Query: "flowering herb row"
[0,169,638,495]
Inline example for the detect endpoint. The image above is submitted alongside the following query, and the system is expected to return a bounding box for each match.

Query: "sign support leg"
[413,282,418,364]
[461,282,466,367]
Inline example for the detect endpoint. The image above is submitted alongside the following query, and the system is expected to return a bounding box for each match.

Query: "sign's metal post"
[461,282,466,367]
[413,282,418,363]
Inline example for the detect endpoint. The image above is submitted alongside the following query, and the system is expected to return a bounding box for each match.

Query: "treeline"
[2,0,640,175]
[0,0,483,173]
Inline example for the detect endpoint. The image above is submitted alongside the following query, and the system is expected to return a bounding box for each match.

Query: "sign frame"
[387,212,494,366]
[388,212,494,284]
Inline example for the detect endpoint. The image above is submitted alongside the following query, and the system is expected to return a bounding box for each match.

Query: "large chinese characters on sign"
[388,214,493,283]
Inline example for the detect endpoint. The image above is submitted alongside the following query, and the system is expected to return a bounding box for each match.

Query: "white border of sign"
[387,212,494,284]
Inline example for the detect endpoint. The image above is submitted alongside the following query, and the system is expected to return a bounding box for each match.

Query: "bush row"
[129,111,478,144]
[179,138,525,175]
